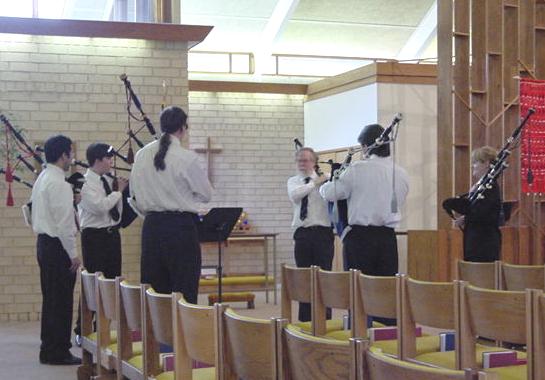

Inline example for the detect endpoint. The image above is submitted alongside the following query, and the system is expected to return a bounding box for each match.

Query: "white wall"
[303,84,378,151]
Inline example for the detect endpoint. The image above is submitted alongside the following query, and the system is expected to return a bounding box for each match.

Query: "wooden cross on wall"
[194,137,222,183]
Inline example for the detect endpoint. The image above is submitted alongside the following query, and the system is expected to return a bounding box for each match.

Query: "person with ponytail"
[130,106,212,302]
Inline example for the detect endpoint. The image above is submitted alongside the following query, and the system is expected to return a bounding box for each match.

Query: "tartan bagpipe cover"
[520,78,545,194]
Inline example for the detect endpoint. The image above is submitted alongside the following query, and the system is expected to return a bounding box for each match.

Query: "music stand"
[198,207,243,303]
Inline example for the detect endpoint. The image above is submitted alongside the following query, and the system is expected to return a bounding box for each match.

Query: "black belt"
[350,225,394,232]
[83,225,120,234]
[298,225,332,231]
[147,211,197,217]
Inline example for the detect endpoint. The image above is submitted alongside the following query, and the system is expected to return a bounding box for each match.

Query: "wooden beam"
[188,80,308,95]
[0,16,212,45]
[437,0,454,229]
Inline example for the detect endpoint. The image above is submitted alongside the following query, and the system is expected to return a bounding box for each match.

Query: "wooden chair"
[458,281,530,379]
[313,267,352,337]
[277,319,360,380]
[529,289,545,380]
[351,270,397,339]
[77,270,100,379]
[456,260,499,289]
[364,344,494,380]
[116,279,145,380]
[217,307,278,380]
[172,293,217,380]
[397,274,457,363]
[281,264,313,325]
[95,274,118,377]
[498,262,545,291]
[143,288,178,379]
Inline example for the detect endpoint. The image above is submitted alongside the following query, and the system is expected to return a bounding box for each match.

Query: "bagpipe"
[293,113,403,237]
[1,73,158,228]
[442,108,535,218]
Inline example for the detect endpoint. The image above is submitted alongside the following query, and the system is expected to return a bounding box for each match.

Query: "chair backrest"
[456,260,498,289]
[219,307,277,380]
[119,279,142,332]
[365,347,484,380]
[96,274,116,348]
[500,263,545,291]
[174,294,217,380]
[142,287,178,378]
[352,270,396,338]
[458,281,528,371]
[145,288,174,346]
[313,268,352,336]
[397,274,456,361]
[278,321,357,380]
[115,276,142,375]
[81,269,98,312]
[281,264,313,321]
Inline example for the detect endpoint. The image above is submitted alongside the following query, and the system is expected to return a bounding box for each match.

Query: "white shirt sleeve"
[49,181,78,259]
[319,168,352,201]
[79,182,122,216]
[184,156,212,203]
[287,177,315,203]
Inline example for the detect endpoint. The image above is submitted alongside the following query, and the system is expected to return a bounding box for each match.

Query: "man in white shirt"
[31,135,82,365]
[78,143,128,278]
[320,124,409,279]
[130,106,212,302]
[287,147,332,322]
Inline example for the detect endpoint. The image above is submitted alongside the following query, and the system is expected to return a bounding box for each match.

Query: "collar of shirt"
[45,163,67,179]
[85,168,101,182]
[169,135,181,147]
[297,171,317,181]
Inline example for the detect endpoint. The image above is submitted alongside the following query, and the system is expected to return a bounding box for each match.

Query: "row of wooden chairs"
[457,260,545,291]
[76,269,497,380]
[280,264,545,379]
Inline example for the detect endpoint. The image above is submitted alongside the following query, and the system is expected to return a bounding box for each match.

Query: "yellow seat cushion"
[415,345,525,370]
[85,330,117,343]
[371,335,440,356]
[155,367,215,380]
[199,276,274,286]
[107,341,143,355]
[293,318,344,333]
[325,329,352,340]
[127,354,143,369]
[486,364,528,380]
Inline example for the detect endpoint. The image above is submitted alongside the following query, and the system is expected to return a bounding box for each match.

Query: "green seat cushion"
[293,318,344,333]
[200,276,274,286]
[107,341,143,355]
[486,364,528,380]
[85,330,117,343]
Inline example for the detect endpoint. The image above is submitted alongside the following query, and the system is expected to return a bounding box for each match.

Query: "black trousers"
[74,227,122,335]
[293,226,334,322]
[81,227,122,278]
[37,234,76,360]
[141,212,201,303]
[343,225,398,326]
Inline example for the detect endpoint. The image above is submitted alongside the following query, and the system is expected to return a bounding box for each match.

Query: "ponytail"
[153,133,171,171]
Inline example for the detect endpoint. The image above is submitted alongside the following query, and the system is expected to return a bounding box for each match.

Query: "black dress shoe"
[47,354,82,365]
[39,351,48,364]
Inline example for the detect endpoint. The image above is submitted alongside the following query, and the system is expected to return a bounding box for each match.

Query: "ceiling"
[2,0,438,83]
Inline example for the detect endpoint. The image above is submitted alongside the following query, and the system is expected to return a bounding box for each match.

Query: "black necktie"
[100,176,120,222]
[300,177,311,221]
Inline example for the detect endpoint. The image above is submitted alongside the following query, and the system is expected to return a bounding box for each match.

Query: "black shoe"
[39,351,48,364]
[47,354,82,365]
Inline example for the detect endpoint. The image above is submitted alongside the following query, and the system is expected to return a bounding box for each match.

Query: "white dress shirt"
[287,172,331,229]
[320,155,409,228]
[31,165,78,259]
[78,169,122,229]
[130,136,212,214]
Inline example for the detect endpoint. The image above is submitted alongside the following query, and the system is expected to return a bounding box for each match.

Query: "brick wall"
[188,91,303,277]
[0,33,189,321]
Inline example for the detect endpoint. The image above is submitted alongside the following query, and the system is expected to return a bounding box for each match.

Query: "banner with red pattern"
[520,78,545,194]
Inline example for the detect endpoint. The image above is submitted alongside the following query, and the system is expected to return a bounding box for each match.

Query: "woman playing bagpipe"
[443,147,502,263]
